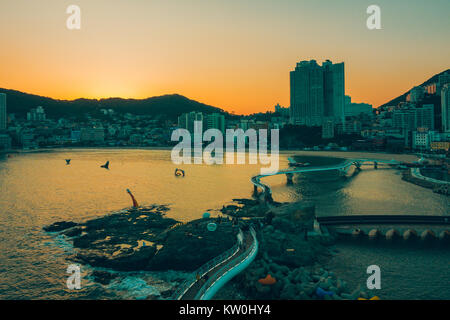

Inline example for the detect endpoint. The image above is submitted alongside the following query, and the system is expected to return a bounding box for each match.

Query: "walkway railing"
[251,158,401,199]
[317,215,450,225]
[411,168,450,185]
[172,230,244,300]
[195,227,258,300]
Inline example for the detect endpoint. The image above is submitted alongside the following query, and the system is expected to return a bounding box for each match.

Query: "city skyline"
[1,0,449,114]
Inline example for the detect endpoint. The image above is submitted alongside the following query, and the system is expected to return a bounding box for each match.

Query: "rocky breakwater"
[43,205,238,273]
[218,201,372,300]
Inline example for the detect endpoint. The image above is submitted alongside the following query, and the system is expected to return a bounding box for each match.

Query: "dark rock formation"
[92,270,118,285]
[45,205,238,272]
[43,221,78,232]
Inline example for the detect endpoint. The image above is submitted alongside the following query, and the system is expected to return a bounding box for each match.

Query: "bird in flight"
[101,161,110,169]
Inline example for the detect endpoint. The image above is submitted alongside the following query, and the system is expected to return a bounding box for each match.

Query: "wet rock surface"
[44,205,238,272]
[45,198,367,299]
[43,221,78,232]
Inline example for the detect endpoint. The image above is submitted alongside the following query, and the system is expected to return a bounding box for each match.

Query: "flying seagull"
[101,161,110,169]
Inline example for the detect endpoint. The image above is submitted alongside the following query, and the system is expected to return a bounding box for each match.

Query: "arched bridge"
[251,158,402,202]
[172,226,258,300]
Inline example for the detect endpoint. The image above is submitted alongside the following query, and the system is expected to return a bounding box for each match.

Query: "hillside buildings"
[344,96,373,117]
[177,112,226,133]
[27,106,46,122]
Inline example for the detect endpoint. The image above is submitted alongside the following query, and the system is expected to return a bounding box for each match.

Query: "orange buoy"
[126,189,139,208]
[258,274,277,285]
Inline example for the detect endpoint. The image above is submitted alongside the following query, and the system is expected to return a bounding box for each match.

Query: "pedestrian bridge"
[172,226,258,300]
[251,158,402,202]
[317,215,450,226]
[316,215,450,242]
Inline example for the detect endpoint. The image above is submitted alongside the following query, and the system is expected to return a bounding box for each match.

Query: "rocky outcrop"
[44,198,362,300]
[43,221,78,232]
[44,205,238,272]
[223,258,368,300]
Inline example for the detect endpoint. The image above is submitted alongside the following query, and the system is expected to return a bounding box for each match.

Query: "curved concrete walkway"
[174,227,258,300]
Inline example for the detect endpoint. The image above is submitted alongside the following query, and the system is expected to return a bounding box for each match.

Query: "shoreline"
[43,196,372,300]
[3,146,420,162]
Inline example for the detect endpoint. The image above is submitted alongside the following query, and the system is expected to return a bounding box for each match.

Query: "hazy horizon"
[1,0,449,114]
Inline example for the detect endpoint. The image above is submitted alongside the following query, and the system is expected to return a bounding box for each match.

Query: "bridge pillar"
[374,161,378,169]
[286,173,294,185]
[253,185,258,194]
[264,192,274,203]
[403,229,418,241]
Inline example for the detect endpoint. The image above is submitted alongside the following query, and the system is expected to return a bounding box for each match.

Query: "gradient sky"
[0,0,449,114]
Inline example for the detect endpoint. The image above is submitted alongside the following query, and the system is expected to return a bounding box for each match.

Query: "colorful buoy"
[258,274,277,285]
[203,212,211,219]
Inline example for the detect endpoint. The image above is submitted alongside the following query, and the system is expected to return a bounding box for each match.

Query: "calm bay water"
[0,149,448,299]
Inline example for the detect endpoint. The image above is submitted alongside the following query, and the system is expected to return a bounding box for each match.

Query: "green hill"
[0,88,226,120]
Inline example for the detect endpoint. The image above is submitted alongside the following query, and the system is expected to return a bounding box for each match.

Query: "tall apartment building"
[290,60,344,127]
[437,72,450,95]
[178,111,204,133]
[415,104,435,130]
[442,84,450,133]
[392,105,434,131]
[392,110,416,131]
[0,93,6,130]
[323,60,345,124]
[206,113,225,133]
[27,106,46,121]
[290,60,324,126]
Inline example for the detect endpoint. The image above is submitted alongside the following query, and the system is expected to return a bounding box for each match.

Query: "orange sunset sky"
[0,0,449,115]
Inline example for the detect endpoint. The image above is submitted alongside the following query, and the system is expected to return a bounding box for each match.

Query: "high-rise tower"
[290,60,345,126]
